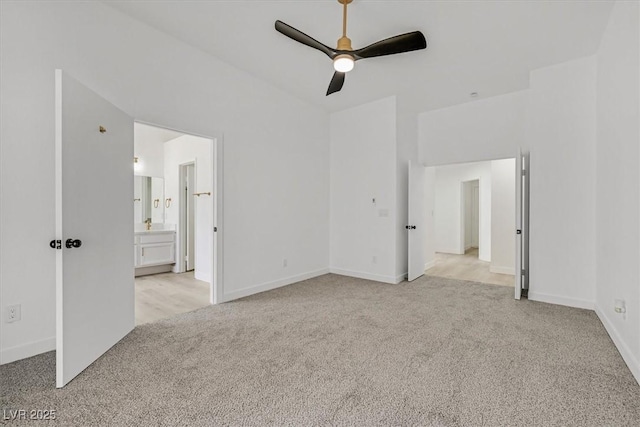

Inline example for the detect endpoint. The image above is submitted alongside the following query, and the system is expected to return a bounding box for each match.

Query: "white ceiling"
[104,0,614,113]
[135,122,184,144]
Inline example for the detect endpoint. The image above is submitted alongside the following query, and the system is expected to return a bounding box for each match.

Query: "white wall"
[0,1,330,363]
[595,0,640,382]
[164,135,213,283]
[419,57,597,310]
[490,159,516,275]
[525,56,597,309]
[134,125,165,178]
[419,91,526,167]
[329,97,399,283]
[433,162,492,261]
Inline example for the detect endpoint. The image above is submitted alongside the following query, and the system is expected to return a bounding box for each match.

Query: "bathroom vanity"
[134,228,176,276]
[134,174,176,276]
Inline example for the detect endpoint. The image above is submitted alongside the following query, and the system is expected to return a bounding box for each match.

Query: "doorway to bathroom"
[133,122,221,325]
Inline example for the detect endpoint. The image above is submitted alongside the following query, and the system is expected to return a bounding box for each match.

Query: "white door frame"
[178,161,196,273]
[135,121,224,305]
[515,150,523,300]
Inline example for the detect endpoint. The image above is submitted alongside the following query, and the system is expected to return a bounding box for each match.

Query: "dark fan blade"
[354,31,426,59]
[326,72,345,96]
[275,20,337,59]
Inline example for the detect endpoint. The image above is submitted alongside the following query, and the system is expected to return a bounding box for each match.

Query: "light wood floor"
[426,248,515,287]
[135,271,210,325]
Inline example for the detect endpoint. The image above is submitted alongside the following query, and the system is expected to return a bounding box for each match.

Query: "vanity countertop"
[134,229,175,235]
[134,223,176,234]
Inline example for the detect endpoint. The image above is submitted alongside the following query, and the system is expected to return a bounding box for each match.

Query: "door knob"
[65,239,82,249]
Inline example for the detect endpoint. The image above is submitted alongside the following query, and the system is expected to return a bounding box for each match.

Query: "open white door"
[55,70,134,387]
[407,161,427,281]
[515,149,523,300]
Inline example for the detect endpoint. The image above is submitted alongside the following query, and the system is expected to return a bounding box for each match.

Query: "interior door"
[522,152,530,291]
[407,161,427,281]
[515,148,523,299]
[55,70,134,388]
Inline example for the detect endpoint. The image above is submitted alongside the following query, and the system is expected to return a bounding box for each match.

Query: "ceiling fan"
[275,0,427,96]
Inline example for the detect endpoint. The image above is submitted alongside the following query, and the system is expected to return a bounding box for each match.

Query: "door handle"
[65,239,82,249]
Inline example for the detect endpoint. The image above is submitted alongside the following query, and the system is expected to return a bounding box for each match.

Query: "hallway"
[425,248,515,287]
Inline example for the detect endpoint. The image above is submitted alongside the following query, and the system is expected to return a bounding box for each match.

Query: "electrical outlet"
[283,258,288,268]
[5,304,21,323]
[614,299,626,315]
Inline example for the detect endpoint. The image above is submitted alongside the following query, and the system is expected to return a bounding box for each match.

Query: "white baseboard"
[1,336,55,365]
[329,268,399,285]
[490,265,515,275]
[223,268,329,302]
[135,264,174,277]
[595,305,640,385]
[424,260,436,271]
[527,291,594,310]
[395,273,407,284]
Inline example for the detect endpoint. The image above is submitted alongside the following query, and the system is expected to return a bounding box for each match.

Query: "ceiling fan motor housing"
[337,36,353,51]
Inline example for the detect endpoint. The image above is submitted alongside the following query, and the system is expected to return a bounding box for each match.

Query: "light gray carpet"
[1,274,639,426]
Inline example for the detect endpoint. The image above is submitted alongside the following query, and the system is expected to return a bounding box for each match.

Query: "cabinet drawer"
[138,233,175,244]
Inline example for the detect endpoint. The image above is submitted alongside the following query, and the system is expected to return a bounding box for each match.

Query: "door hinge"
[521,269,527,276]
[214,227,217,232]
[522,170,527,176]
[49,239,62,250]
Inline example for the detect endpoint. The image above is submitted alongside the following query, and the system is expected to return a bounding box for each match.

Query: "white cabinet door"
[140,244,175,267]
[55,70,134,388]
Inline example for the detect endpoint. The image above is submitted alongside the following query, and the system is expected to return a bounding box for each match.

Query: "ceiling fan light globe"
[333,54,355,73]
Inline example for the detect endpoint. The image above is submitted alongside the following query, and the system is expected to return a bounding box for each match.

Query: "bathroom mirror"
[134,176,164,224]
